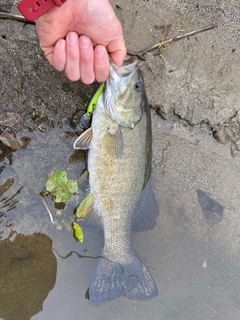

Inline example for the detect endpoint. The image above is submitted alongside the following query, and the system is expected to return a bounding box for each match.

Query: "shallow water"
[1,118,240,320]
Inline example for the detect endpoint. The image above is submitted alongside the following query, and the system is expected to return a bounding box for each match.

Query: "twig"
[127,24,217,60]
[162,24,172,40]
[0,12,35,24]
[41,197,54,223]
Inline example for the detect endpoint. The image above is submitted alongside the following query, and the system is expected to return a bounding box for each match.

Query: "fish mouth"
[104,56,141,128]
[110,56,138,77]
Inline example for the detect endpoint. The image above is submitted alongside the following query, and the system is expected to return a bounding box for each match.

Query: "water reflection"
[0,233,57,320]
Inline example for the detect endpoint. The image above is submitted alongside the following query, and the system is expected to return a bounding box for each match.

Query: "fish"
[73,56,159,304]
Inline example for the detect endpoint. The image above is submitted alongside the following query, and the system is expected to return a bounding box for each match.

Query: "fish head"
[104,56,146,128]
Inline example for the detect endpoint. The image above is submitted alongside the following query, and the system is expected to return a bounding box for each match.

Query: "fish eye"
[134,82,143,92]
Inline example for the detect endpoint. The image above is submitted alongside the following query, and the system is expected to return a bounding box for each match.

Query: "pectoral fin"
[104,125,124,157]
[73,127,92,150]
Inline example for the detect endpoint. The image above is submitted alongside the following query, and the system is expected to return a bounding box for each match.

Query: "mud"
[1,1,240,147]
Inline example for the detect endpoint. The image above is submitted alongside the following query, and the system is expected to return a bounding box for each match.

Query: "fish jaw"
[110,56,138,77]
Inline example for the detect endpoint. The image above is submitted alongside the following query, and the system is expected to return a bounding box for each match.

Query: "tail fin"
[88,254,158,304]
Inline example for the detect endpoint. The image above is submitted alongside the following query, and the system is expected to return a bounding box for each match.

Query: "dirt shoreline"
[1,1,240,151]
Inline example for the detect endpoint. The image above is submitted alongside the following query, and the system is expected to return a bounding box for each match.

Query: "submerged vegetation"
[76,193,94,218]
[45,170,95,242]
[46,170,78,203]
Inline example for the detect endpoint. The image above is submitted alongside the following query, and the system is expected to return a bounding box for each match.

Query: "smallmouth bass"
[74,56,159,304]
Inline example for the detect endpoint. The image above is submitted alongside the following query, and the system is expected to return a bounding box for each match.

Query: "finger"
[79,35,95,85]
[107,24,127,67]
[48,39,66,72]
[65,32,80,81]
[94,45,110,82]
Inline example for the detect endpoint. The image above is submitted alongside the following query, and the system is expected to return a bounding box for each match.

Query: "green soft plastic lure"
[79,83,105,130]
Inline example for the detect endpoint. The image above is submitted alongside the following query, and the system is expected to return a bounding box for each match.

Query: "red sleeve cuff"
[18,0,67,21]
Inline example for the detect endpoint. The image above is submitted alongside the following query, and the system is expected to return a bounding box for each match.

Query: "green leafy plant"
[46,170,78,203]
[80,93,89,103]
[62,83,71,92]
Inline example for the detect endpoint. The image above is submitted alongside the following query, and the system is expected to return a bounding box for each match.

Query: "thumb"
[110,48,127,67]
[107,34,127,67]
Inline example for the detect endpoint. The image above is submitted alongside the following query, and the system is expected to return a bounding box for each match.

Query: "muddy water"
[1,120,240,320]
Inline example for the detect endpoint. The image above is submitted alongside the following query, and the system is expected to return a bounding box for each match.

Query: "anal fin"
[79,208,102,231]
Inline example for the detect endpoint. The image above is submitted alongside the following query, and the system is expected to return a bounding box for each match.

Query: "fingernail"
[68,32,78,45]
[80,35,91,48]
[95,45,106,59]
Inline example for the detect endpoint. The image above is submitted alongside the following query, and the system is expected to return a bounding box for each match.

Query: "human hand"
[35,0,126,84]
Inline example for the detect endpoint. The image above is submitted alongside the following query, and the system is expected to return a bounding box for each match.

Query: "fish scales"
[74,56,159,304]
[89,95,149,259]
